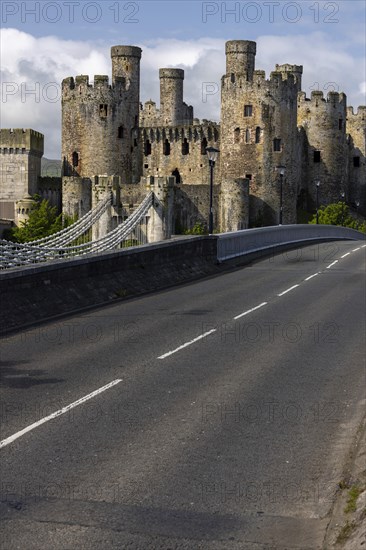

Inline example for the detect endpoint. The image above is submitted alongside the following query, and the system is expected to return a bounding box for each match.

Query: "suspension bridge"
[0,191,155,270]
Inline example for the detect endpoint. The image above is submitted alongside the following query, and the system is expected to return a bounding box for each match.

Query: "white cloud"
[0,29,364,158]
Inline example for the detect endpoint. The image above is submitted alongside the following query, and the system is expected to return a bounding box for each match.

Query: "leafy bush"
[309,202,366,233]
[184,222,207,235]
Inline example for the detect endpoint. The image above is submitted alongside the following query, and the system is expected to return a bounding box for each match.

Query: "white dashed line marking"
[341,253,351,258]
[233,302,268,320]
[326,260,338,269]
[305,273,320,281]
[0,379,122,450]
[158,329,217,359]
[277,285,299,297]
[352,248,360,252]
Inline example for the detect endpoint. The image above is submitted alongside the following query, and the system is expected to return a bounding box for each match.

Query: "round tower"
[159,68,184,126]
[62,45,142,186]
[225,40,256,80]
[220,51,301,227]
[62,75,126,179]
[111,45,142,118]
[298,91,348,207]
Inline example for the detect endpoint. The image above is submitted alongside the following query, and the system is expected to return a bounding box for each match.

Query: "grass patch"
[336,520,356,544]
[344,485,363,513]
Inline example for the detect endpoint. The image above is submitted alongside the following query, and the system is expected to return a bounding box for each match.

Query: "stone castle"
[1,40,365,234]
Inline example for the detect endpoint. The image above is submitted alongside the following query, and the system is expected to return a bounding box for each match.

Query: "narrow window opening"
[72,151,79,167]
[255,127,261,143]
[273,138,281,152]
[163,139,170,156]
[234,128,240,144]
[338,118,343,130]
[201,137,208,154]
[244,105,253,117]
[144,140,151,156]
[182,138,189,155]
[245,129,251,143]
[314,150,321,163]
[353,156,360,167]
[118,126,124,138]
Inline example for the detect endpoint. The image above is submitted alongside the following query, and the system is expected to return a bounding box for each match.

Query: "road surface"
[1,240,365,549]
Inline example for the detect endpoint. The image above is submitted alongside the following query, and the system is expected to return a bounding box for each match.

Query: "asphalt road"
[1,240,365,549]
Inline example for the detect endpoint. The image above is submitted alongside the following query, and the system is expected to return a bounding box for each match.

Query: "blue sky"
[1,1,365,158]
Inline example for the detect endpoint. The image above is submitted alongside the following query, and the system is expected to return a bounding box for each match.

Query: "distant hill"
[41,157,62,177]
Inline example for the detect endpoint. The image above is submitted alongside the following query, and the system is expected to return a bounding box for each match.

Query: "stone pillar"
[91,176,120,241]
[146,176,174,242]
[62,176,92,218]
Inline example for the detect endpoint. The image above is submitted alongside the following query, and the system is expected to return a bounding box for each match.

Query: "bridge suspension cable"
[28,193,112,247]
[0,192,154,270]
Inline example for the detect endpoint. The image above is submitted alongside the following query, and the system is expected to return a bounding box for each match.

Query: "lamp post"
[206,147,220,234]
[355,200,360,229]
[315,180,320,224]
[276,165,286,225]
[340,191,345,226]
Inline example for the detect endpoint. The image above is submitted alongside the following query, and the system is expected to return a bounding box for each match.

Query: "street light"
[276,165,286,225]
[206,147,220,234]
[355,200,360,229]
[315,180,320,224]
[340,191,345,226]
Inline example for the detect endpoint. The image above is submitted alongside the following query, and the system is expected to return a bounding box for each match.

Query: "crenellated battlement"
[223,67,300,94]
[62,74,126,96]
[0,128,44,153]
[298,90,347,106]
[347,105,366,118]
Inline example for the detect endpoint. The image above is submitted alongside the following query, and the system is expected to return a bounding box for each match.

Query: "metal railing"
[217,224,366,261]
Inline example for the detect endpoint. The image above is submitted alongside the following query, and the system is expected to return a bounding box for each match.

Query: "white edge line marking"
[234,302,268,320]
[0,379,122,450]
[362,245,366,248]
[326,260,339,269]
[341,253,351,258]
[352,248,360,252]
[305,272,320,281]
[158,329,217,360]
[277,284,299,297]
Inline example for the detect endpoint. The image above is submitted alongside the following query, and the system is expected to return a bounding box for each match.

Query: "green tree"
[184,222,208,235]
[309,202,366,233]
[10,196,64,243]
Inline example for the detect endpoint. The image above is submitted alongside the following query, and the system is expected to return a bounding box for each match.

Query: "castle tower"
[159,68,194,126]
[298,91,348,207]
[62,45,142,186]
[347,106,366,214]
[275,64,303,93]
[225,40,256,81]
[0,129,43,221]
[159,69,184,126]
[220,40,302,227]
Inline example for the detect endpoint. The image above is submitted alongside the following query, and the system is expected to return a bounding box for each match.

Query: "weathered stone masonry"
[1,39,364,234]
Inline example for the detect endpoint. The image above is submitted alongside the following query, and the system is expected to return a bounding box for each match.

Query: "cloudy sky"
[1,0,365,158]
